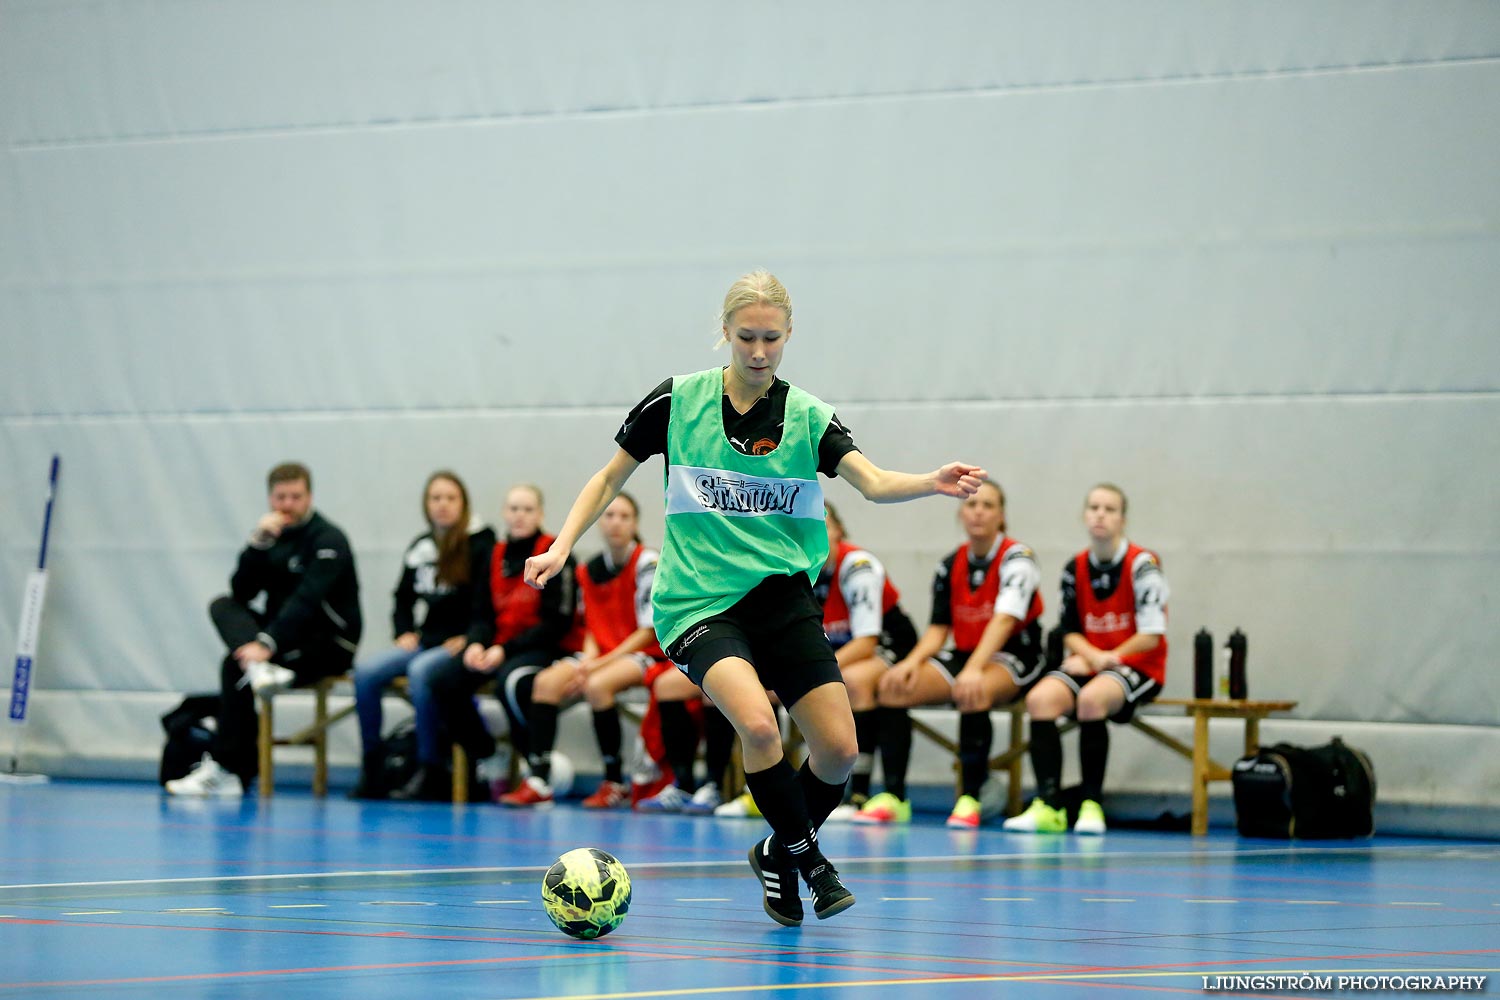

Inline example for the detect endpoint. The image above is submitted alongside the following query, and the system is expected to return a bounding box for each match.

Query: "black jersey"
[615,374,859,475]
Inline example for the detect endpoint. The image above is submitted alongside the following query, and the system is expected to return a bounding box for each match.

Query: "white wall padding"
[2,3,1497,808]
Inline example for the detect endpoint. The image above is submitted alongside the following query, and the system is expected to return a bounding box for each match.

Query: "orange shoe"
[581,780,628,809]
[498,776,554,808]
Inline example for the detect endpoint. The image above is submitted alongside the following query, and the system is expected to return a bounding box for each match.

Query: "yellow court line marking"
[506,966,1500,1000]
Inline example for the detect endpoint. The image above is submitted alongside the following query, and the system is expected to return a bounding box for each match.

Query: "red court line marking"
[1,953,583,991]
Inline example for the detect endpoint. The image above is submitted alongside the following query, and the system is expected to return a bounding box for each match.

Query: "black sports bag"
[1231,737,1376,839]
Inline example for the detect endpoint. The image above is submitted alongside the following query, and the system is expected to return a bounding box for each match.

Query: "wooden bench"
[255,673,355,798]
[909,697,1295,832]
[1128,697,1298,835]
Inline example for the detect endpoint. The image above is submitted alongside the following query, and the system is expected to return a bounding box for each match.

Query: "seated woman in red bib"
[1004,482,1169,835]
[523,269,984,927]
[813,503,918,823]
[851,479,1044,829]
[501,492,699,809]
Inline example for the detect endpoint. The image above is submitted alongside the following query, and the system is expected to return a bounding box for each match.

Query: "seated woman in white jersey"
[1004,483,1169,835]
[850,480,1045,829]
[522,270,985,927]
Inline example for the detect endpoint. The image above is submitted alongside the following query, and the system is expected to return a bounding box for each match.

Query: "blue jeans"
[353,644,451,764]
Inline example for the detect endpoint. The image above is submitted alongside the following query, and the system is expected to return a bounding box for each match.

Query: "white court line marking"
[1185,899,1237,904]
[166,907,228,913]
[63,910,121,915]
[1285,899,1340,905]
[364,901,437,906]
[675,898,731,902]
[6,844,1469,893]
[267,904,326,909]
[1082,898,1134,903]
[982,897,1033,901]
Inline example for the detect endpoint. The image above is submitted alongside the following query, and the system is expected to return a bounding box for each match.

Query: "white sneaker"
[243,660,296,696]
[825,803,859,823]
[165,755,243,798]
[636,784,690,813]
[682,783,722,815]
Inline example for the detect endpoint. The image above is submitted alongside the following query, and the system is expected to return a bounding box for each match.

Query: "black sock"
[958,710,993,799]
[528,703,558,783]
[877,706,912,801]
[658,700,698,790]
[703,706,735,793]
[744,758,824,877]
[850,709,877,800]
[592,708,623,784]
[1079,720,1109,803]
[1029,718,1062,805]
[797,760,848,829]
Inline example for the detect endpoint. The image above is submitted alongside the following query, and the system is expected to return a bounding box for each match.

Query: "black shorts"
[928,619,1045,691]
[1041,664,1162,723]
[664,573,842,710]
[930,646,1045,692]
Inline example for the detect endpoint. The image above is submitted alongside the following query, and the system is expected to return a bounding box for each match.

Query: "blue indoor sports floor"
[3,780,1496,999]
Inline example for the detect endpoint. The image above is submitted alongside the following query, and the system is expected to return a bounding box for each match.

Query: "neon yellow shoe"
[946,794,982,829]
[1002,798,1067,833]
[1074,798,1107,835]
[851,791,911,825]
[713,791,762,818]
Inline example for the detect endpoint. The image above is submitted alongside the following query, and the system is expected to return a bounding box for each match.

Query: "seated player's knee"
[582,675,615,709]
[1075,692,1113,722]
[1025,682,1070,720]
[531,667,567,703]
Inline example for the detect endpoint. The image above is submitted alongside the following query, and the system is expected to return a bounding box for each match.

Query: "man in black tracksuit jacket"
[203,463,362,789]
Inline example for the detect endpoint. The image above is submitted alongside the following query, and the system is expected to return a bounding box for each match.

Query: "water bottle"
[1228,629,1248,700]
[1218,637,1232,698]
[1193,629,1214,700]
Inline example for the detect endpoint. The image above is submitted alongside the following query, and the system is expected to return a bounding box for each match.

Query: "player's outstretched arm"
[525,448,641,590]
[835,452,987,504]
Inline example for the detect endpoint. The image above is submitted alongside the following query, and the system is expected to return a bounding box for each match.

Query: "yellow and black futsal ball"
[540,847,631,939]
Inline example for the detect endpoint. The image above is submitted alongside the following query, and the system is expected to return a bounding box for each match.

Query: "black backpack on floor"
[160,692,219,784]
[1232,737,1376,839]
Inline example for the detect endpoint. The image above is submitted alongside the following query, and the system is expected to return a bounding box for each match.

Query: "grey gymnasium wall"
[2,2,1497,814]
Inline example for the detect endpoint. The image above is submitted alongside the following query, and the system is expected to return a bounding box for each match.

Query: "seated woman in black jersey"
[851,480,1045,829]
[350,470,495,799]
[1004,483,1168,835]
[812,503,918,822]
[398,484,578,802]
